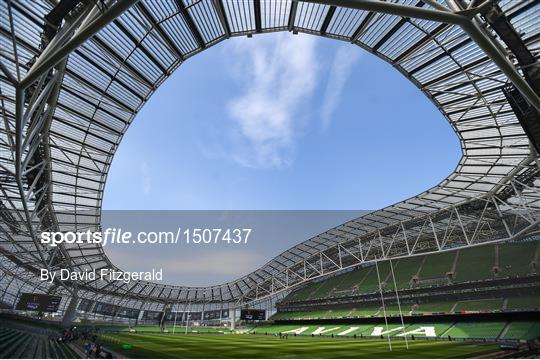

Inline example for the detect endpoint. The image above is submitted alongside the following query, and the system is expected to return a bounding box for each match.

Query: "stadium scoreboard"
[142,310,163,320]
[16,293,62,312]
[240,309,266,320]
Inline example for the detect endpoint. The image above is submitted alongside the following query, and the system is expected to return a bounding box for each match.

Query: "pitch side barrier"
[249,332,521,344]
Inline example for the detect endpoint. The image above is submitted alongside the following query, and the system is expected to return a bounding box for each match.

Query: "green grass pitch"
[98,333,500,358]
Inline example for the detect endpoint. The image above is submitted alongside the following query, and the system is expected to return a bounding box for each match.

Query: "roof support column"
[19,0,138,90]
[230,307,237,330]
[62,291,79,327]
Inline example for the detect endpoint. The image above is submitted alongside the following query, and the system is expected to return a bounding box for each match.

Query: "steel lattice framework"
[0,0,539,315]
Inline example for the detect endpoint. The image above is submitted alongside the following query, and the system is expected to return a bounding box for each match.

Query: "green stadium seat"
[407,322,454,337]
[445,322,506,339]
[284,285,315,302]
[497,242,537,278]
[416,252,454,282]
[277,242,538,324]
[283,243,538,305]
[253,322,517,340]
[453,298,503,312]
[325,308,353,318]
[356,265,389,294]
[412,301,456,314]
[0,325,80,359]
[309,276,344,299]
[382,304,413,316]
[348,306,381,318]
[502,321,540,340]
[331,270,365,294]
[505,294,540,311]
[391,257,421,289]
[454,245,495,283]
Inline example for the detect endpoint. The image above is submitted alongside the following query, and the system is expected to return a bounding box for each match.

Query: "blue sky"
[101,33,462,285]
[103,33,461,211]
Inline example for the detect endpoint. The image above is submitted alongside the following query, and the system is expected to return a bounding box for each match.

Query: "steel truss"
[1,0,138,299]
[238,189,539,304]
[0,0,539,315]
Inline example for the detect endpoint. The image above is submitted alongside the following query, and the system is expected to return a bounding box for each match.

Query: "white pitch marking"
[312,327,341,335]
[397,326,436,337]
[282,327,309,334]
[371,326,404,336]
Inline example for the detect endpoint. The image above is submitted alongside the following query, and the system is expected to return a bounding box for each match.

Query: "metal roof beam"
[176,0,206,49]
[372,17,407,52]
[20,0,139,90]
[136,3,185,60]
[254,0,262,33]
[288,1,298,31]
[351,11,375,43]
[423,57,487,88]
[320,6,336,35]
[410,38,473,75]
[0,26,144,108]
[394,23,448,63]
[305,0,466,24]
[70,49,145,103]
[92,36,155,90]
[212,0,231,38]
[308,0,540,112]
[372,2,425,51]
[112,19,168,74]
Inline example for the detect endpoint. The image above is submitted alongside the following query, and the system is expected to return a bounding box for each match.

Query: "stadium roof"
[0,0,539,312]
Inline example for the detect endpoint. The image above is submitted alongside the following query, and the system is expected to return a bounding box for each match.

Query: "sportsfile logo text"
[40,228,252,247]
[40,229,131,247]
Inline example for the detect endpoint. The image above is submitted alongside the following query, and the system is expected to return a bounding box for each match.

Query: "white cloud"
[321,45,361,130]
[140,160,151,194]
[226,33,319,168]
